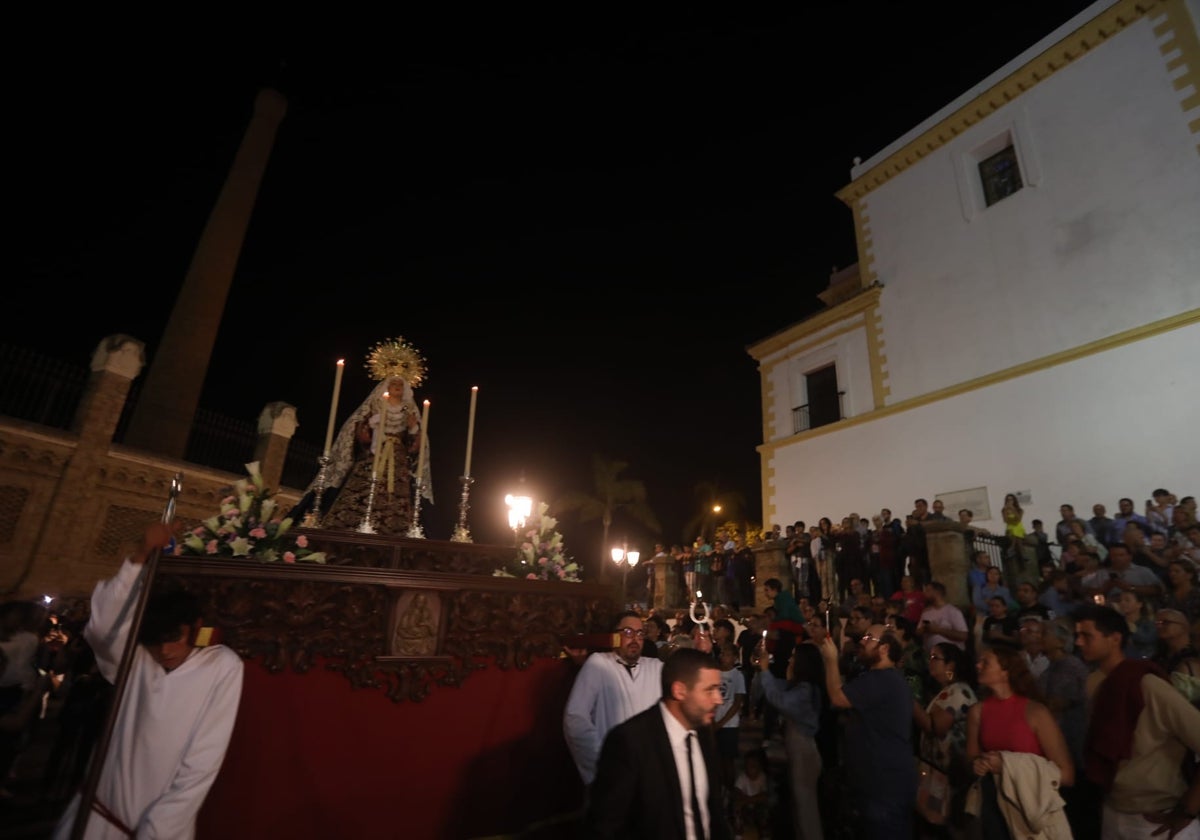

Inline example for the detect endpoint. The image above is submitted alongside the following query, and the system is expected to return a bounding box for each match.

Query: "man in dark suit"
[583,647,732,840]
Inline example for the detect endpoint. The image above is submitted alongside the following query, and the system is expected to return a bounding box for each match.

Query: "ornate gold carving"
[391,591,440,656]
[155,556,617,704]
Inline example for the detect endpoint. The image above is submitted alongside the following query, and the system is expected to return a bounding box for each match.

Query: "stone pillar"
[125,88,288,457]
[71,335,145,444]
[254,402,298,490]
[925,521,971,610]
[25,336,149,594]
[652,556,680,612]
[753,541,791,612]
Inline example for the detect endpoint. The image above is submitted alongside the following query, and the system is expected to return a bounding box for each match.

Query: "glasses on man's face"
[1153,618,1182,626]
[861,634,882,643]
[618,628,647,639]
[929,655,945,662]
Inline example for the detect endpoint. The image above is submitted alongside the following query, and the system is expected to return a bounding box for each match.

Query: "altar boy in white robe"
[52,521,244,840]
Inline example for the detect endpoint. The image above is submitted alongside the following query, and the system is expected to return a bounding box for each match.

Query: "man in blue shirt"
[819,623,915,840]
[1110,497,1152,544]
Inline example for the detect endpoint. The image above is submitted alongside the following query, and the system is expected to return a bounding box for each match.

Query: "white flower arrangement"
[493,502,580,581]
[179,462,327,563]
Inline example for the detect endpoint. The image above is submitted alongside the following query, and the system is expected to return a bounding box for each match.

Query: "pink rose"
[205,540,219,554]
[526,573,537,580]
[283,552,297,563]
[295,535,308,548]
[192,526,206,537]
[250,527,267,539]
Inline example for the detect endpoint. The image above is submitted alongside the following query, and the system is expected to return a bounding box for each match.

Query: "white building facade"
[751,0,1200,535]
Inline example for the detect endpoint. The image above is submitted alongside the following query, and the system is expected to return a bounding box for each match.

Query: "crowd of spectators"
[619,487,1199,839]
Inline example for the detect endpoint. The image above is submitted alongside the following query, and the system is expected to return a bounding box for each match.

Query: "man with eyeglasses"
[819,623,916,839]
[564,610,665,787]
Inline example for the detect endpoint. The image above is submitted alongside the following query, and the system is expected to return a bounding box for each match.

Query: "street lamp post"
[611,545,641,608]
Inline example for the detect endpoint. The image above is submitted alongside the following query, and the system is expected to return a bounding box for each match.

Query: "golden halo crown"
[365,337,427,387]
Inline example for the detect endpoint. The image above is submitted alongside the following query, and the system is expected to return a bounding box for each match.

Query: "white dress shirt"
[660,703,709,840]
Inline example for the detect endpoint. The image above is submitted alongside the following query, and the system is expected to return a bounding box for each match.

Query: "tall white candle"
[463,386,478,477]
[416,399,430,483]
[323,359,345,455]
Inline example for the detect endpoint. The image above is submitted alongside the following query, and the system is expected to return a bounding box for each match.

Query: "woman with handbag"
[965,646,1074,840]
[913,642,978,838]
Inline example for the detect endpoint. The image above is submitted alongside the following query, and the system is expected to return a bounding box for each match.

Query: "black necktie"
[686,732,705,840]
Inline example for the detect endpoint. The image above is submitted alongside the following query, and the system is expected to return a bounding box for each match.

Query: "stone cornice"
[836,0,1161,205]
[748,285,882,361]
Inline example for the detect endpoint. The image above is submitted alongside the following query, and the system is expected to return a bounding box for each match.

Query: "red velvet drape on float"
[198,656,583,839]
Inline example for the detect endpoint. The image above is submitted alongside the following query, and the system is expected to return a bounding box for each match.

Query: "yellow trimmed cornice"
[748,285,882,361]
[757,307,1200,459]
[835,0,1174,207]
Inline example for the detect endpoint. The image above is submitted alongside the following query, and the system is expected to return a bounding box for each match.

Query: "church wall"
[858,4,1200,404]
[763,320,1198,539]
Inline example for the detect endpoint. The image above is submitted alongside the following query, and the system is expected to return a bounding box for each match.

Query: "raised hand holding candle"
[323,359,345,455]
[463,386,478,477]
[416,399,430,481]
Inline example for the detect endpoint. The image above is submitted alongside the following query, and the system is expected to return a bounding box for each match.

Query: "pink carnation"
[192,526,206,537]
[205,540,219,554]
[283,552,297,563]
[249,527,268,539]
[538,556,548,565]
[295,535,308,548]
[525,573,537,580]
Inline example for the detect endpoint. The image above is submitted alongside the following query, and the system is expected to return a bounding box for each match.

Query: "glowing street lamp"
[611,545,641,607]
[505,488,533,546]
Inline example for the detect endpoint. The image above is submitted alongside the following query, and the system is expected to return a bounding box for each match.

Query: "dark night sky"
[10,5,1095,559]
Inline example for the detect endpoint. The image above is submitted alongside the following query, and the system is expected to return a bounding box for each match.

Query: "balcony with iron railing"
[0,343,322,490]
[792,390,846,434]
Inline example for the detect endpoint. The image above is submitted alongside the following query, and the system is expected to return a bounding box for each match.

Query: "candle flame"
[336,359,344,366]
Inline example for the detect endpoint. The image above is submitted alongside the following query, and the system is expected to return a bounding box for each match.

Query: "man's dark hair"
[1061,504,1075,513]
[662,647,718,699]
[1032,519,1043,528]
[646,615,669,635]
[926,581,947,596]
[712,618,735,638]
[1072,603,1129,646]
[1119,497,1134,506]
[138,589,201,646]
[1153,488,1169,498]
[889,614,915,641]
[878,633,903,665]
[959,509,972,517]
[914,498,928,506]
[612,610,641,631]
[764,578,782,592]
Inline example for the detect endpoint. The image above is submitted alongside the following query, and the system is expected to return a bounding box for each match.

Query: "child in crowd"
[733,748,772,840]
[715,645,747,798]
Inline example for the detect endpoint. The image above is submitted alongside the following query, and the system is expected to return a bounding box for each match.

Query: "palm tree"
[681,480,749,545]
[553,454,661,581]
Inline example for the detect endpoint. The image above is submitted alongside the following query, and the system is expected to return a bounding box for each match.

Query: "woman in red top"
[965,646,1074,839]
